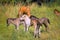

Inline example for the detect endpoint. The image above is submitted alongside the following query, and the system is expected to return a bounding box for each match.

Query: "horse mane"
[8,18,17,21]
[30,15,39,20]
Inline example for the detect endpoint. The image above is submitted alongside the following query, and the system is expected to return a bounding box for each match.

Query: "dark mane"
[23,12,27,15]
[30,15,39,20]
[8,18,17,21]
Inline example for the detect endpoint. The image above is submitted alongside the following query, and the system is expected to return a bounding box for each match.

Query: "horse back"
[30,15,39,20]
[8,18,17,21]
[39,17,50,24]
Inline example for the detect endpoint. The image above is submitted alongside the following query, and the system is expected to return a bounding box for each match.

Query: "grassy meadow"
[0,3,60,40]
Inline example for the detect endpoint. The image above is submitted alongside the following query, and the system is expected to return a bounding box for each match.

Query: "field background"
[0,1,60,40]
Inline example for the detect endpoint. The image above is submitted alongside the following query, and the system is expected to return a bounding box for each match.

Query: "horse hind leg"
[37,24,41,38]
[15,24,19,30]
[43,23,49,32]
[34,24,40,38]
[24,23,27,32]
[26,24,30,32]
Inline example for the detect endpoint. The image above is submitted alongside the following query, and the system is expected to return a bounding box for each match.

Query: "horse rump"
[47,18,50,24]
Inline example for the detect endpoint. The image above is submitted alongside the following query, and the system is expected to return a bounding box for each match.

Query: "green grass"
[0,3,60,40]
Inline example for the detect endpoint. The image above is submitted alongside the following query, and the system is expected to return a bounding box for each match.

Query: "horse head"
[20,14,29,21]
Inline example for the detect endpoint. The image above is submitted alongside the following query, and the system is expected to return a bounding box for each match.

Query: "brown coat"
[18,6,31,17]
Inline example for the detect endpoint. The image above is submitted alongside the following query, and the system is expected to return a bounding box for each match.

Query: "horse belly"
[26,19,31,26]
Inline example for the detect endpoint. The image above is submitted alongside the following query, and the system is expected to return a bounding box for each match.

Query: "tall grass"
[0,3,60,40]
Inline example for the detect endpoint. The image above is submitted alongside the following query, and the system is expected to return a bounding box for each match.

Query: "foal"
[30,15,50,31]
[39,17,50,31]
[7,18,25,30]
[20,14,31,32]
[20,15,41,38]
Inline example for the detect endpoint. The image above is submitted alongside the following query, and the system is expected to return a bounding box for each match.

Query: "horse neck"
[24,17,30,22]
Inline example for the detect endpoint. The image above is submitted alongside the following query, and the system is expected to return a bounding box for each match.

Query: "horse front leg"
[26,24,30,32]
[23,23,27,32]
[32,20,37,38]
[24,22,30,32]
[24,24,29,32]
[15,24,19,30]
[24,26,27,32]
[7,20,10,27]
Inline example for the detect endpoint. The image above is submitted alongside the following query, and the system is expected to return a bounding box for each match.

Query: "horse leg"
[23,22,30,32]
[15,25,17,30]
[38,29,41,38]
[15,24,19,30]
[34,25,40,38]
[34,23,38,38]
[26,25,29,32]
[32,20,37,37]
[26,24,30,32]
[7,23,9,27]
[24,26,27,32]
[37,24,41,38]
[24,24,30,32]
[17,26,19,30]
[34,26,37,38]
[44,23,49,31]
[23,23,27,32]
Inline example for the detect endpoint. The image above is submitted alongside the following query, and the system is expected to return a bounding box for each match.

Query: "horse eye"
[24,16,26,17]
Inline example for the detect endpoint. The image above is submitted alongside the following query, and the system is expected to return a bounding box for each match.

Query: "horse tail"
[7,19,9,26]
[47,19,50,24]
